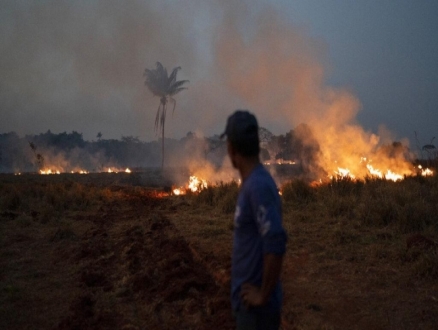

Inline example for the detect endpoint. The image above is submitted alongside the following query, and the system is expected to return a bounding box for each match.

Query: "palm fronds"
[144,62,189,169]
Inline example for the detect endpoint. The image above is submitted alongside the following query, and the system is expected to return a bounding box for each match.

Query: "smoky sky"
[1,0,437,148]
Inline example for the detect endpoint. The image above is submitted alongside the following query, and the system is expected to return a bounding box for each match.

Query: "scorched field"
[1,170,437,330]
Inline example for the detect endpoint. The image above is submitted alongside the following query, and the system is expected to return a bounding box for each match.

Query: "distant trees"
[414,132,437,166]
[29,130,85,150]
[1,126,431,174]
[144,62,189,170]
[0,132,33,172]
[274,124,321,161]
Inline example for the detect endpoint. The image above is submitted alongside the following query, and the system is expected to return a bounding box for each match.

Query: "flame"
[172,175,208,196]
[335,167,355,179]
[418,165,433,177]
[40,169,61,175]
[173,188,183,196]
[329,158,434,182]
[70,170,89,174]
[366,164,403,181]
[188,175,208,192]
[37,166,132,175]
[105,167,132,174]
[385,170,403,181]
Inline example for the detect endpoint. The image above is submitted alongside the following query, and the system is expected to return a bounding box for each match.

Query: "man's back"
[231,164,287,312]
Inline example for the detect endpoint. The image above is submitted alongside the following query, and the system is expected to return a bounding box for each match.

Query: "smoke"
[0,0,200,140]
[212,5,416,180]
[0,0,417,181]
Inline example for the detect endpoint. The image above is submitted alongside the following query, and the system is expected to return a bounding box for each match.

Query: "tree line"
[1,124,425,175]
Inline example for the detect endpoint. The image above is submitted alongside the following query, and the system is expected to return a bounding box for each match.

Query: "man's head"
[221,110,260,168]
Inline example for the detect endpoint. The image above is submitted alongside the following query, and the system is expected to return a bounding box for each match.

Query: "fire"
[173,188,183,196]
[418,165,433,177]
[106,167,132,174]
[188,175,208,192]
[40,169,60,175]
[37,166,132,175]
[366,164,403,181]
[71,170,89,174]
[335,167,355,179]
[329,158,433,182]
[172,175,208,195]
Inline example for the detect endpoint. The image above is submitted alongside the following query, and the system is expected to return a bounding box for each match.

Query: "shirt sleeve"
[249,180,287,256]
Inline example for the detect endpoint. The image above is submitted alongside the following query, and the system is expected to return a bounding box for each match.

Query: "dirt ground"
[0,180,233,330]
[1,173,437,329]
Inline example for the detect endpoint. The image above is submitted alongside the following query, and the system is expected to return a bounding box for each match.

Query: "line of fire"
[2,128,435,197]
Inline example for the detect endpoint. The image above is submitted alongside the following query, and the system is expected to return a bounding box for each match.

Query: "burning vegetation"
[1,128,434,190]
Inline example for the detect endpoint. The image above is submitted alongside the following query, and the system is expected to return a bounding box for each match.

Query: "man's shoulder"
[248,165,276,188]
[245,165,278,200]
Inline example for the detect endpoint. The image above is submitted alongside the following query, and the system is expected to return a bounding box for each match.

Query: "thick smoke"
[213,6,416,179]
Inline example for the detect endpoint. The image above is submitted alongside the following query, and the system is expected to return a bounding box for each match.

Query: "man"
[221,110,287,330]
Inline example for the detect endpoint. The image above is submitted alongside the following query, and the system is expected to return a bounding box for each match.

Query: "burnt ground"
[0,185,233,330]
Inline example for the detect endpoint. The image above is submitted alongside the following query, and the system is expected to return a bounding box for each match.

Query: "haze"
[1,0,437,149]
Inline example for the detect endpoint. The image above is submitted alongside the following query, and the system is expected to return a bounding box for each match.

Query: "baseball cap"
[220,110,259,144]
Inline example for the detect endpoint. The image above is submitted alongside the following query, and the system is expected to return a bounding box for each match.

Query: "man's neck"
[239,157,260,182]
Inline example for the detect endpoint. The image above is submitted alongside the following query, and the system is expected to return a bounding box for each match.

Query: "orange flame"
[328,158,433,182]
[172,175,208,195]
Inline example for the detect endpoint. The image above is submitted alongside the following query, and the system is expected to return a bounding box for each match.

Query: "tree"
[144,62,189,170]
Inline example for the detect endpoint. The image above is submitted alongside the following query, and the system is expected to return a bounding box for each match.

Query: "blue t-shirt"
[231,163,287,312]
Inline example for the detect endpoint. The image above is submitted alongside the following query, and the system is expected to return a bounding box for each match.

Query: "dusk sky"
[1,0,437,149]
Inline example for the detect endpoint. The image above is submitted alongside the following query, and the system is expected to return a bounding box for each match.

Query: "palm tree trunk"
[161,101,166,171]
[161,116,164,171]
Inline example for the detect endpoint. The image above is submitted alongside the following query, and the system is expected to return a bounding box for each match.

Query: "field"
[1,170,437,329]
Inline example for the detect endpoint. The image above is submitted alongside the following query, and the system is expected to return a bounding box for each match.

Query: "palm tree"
[144,62,189,170]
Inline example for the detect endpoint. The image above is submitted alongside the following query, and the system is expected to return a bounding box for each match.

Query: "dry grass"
[1,172,437,329]
[182,174,438,329]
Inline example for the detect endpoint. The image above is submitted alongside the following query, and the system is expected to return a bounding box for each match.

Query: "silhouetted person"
[221,110,287,330]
